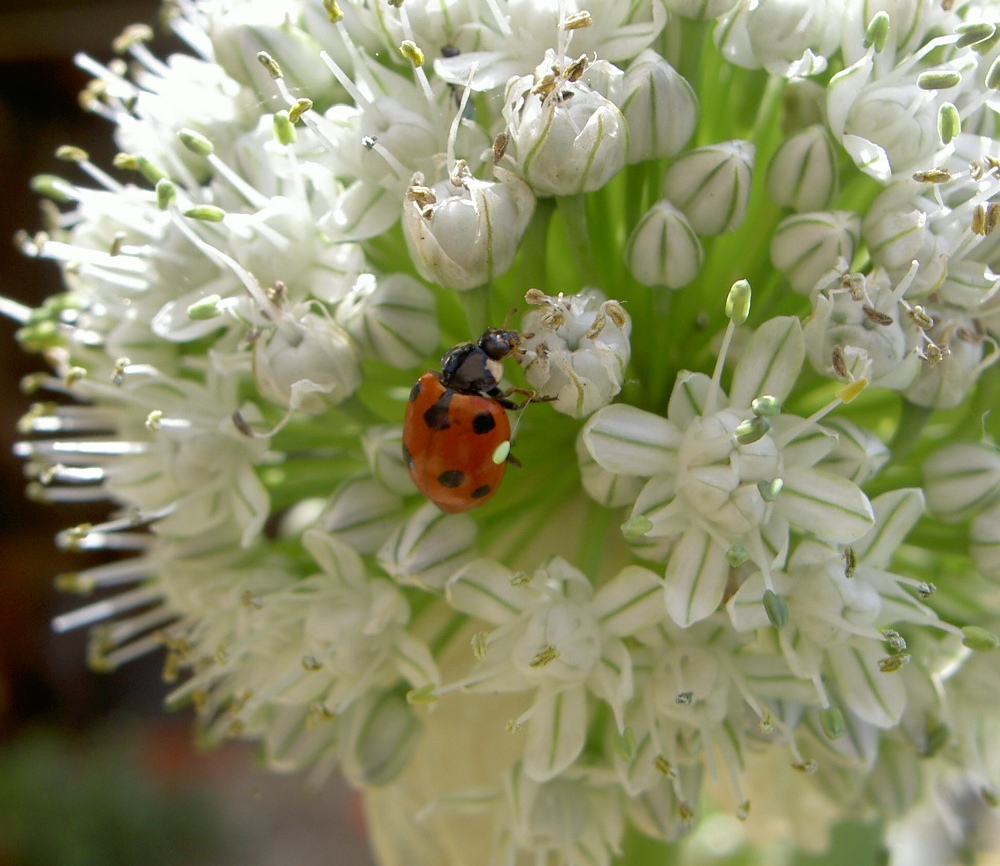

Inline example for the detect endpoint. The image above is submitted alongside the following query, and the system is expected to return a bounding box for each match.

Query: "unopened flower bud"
[862,183,924,265]
[770,211,860,295]
[336,273,438,368]
[503,52,628,196]
[377,503,477,590]
[924,443,1000,523]
[321,476,404,554]
[971,502,1000,581]
[402,168,535,290]
[662,140,755,235]
[625,200,704,289]
[518,290,632,418]
[765,125,839,212]
[621,50,698,162]
[253,309,361,413]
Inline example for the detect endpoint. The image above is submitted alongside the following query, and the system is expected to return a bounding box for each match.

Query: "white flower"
[661,140,755,235]
[445,555,662,781]
[625,200,704,289]
[503,51,628,196]
[765,124,839,212]
[621,49,698,163]
[402,166,535,290]
[518,289,632,417]
[583,312,874,626]
[715,0,840,77]
[253,305,361,413]
[769,210,861,295]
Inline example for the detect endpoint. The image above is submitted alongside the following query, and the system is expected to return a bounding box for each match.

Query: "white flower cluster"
[9,0,1000,865]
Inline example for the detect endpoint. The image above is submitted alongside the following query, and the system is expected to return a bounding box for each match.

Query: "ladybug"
[402,328,537,513]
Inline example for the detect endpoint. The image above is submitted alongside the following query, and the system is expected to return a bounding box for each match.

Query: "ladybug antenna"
[500,307,518,329]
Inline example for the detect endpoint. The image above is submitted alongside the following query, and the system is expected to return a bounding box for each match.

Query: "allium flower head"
[9,1,1000,864]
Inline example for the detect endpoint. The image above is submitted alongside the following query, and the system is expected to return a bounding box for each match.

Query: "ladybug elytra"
[402,328,537,513]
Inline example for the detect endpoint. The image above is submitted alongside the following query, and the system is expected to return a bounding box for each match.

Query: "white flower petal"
[524,686,588,782]
[377,503,477,590]
[779,467,874,543]
[582,405,679,476]
[446,559,525,624]
[392,630,441,690]
[830,642,906,729]
[729,316,805,407]
[663,526,729,626]
[593,565,665,636]
[854,489,925,568]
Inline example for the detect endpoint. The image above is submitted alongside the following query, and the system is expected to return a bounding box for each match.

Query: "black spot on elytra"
[409,381,422,402]
[471,484,491,499]
[423,391,453,431]
[472,412,496,435]
[438,469,465,488]
[402,443,414,470]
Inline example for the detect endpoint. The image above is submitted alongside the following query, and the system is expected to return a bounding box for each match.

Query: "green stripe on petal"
[779,467,875,543]
[582,404,679,476]
[729,316,805,408]
[523,686,587,782]
[664,526,729,627]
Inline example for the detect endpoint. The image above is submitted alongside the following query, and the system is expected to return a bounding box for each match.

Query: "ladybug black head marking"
[439,328,522,395]
[478,328,521,361]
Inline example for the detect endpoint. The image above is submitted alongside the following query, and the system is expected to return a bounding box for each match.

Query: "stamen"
[52,584,164,633]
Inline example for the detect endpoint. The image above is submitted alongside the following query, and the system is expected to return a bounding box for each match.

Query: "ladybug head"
[477,328,521,360]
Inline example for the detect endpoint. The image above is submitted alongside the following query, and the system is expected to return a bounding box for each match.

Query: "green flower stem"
[457,282,492,337]
[890,400,935,460]
[519,197,555,291]
[556,193,599,288]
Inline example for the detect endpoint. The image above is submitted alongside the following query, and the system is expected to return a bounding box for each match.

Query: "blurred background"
[0,2,374,863]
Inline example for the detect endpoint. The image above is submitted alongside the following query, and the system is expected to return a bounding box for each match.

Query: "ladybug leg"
[506,451,523,468]
[494,386,556,410]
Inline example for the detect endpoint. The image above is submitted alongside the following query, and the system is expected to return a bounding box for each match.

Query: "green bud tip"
[987,56,1000,91]
[183,205,226,223]
[406,684,439,705]
[288,98,313,124]
[135,155,167,184]
[734,415,770,445]
[55,145,88,162]
[955,22,996,50]
[323,0,344,22]
[257,51,282,79]
[725,543,750,568]
[725,279,752,325]
[751,395,781,417]
[187,295,223,321]
[863,11,890,52]
[962,625,1000,651]
[155,178,176,210]
[763,589,788,630]
[177,127,214,156]
[820,707,845,740]
[492,440,511,465]
[399,39,425,68]
[757,478,783,502]
[917,70,962,91]
[29,174,73,203]
[273,111,297,146]
[621,515,653,539]
[938,103,961,145]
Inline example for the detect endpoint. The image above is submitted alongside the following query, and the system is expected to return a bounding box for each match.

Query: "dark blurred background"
[0,2,374,863]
